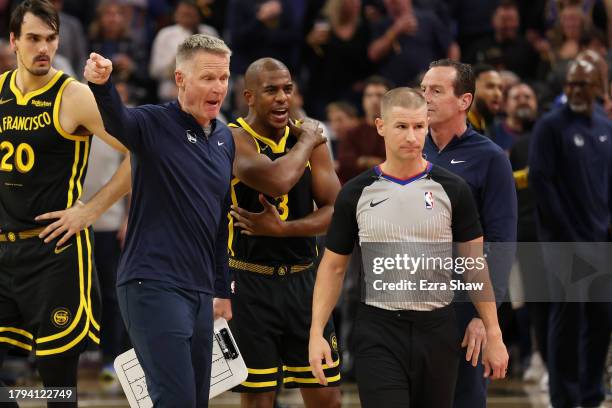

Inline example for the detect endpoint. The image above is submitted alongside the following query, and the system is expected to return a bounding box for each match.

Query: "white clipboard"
[113,318,248,407]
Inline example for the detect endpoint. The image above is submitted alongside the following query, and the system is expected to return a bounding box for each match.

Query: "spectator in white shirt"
[149,0,218,101]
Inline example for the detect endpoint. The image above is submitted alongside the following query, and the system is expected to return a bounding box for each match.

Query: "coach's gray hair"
[175,34,232,68]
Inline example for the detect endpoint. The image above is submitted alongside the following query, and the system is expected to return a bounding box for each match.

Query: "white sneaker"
[523,352,546,382]
[540,372,549,393]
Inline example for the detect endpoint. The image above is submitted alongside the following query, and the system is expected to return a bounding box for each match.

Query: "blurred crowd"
[2,0,610,176]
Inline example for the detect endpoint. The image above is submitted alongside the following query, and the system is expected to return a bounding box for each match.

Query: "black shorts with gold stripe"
[0,226,101,358]
[229,261,340,392]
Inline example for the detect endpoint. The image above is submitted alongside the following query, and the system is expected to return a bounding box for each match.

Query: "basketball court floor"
[8,373,612,407]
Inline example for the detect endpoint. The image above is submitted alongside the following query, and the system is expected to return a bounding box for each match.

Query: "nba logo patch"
[424,191,434,209]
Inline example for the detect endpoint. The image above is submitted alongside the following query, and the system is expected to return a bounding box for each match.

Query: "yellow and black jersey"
[0,69,91,232]
[228,117,316,264]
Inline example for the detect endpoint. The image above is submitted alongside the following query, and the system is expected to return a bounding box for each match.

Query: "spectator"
[226,0,305,75]
[467,64,503,137]
[289,81,332,155]
[368,0,456,87]
[0,0,10,38]
[61,0,98,28]
[198,0,228,34]
[502,83,549,387]
[336,76,390,183]
[88,0,150,102]
[493,83,538,152]
[149,0,218,101]
[0,38,16,74]
[448,0,500,53]
[465,0,542,80]
[538,2,588,70]
[304,0,373,120]
[326,101,360,160]
[49,0,87,78]
[499,69,520,108]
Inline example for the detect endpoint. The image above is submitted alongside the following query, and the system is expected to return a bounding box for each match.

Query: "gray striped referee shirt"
[326,163,483,311]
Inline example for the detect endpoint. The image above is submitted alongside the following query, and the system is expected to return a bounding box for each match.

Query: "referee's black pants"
[354,303,460,408]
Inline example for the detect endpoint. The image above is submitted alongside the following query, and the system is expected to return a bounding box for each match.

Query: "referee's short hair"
[429,59,475,99]
[381,87,426,118]
[176,34,232,68]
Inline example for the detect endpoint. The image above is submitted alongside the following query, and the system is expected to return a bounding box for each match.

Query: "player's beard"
[25,54,51,76]
[475,97,496,124]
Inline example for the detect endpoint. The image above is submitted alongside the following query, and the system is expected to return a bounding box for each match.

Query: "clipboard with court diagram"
[114,318,248,407]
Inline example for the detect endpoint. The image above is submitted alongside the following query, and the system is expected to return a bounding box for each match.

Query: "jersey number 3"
[275,194,289,221]
[0,141,35,173]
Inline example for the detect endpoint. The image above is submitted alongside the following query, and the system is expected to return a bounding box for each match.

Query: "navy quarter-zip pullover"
[90,81,234,297]
[529,105,612,242]
[423,126,517,302]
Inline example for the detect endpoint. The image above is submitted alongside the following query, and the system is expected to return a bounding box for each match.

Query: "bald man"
[227,58,342,408]
[576,49,612,118]
[529,59,612,408]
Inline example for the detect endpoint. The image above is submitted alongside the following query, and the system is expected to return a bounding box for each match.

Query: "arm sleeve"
[214,189,232,299]
[480,149,517,304]
[451,181,483,242]
[325,184,360,255]
[528,116,575,240]
[88,80,144,152]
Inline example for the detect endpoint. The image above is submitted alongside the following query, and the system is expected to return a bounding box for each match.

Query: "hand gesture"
[35,200,96,246]
[307,23,331,48]
[84,52,113,85]
[392,12,418,35]
[230,194,285,237]
[257,0,282,23]
[289,118,326,148]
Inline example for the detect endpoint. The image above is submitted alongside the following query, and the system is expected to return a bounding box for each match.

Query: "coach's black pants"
[354,303,460,408]
[117,279,213,408]
[548,302,611,408]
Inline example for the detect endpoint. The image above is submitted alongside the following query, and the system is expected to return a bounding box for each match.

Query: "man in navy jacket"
[529,59,612,408]
[421,59,517,408]
[85,35,234,407]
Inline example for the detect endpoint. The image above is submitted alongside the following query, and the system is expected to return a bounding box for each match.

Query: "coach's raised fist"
[84,52,113,85]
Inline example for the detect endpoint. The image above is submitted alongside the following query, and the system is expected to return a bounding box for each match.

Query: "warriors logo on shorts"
[51,307,71,328]
[330,334,338,353]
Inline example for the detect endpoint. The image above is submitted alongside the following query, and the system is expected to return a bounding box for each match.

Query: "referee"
[309,88,508,408]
